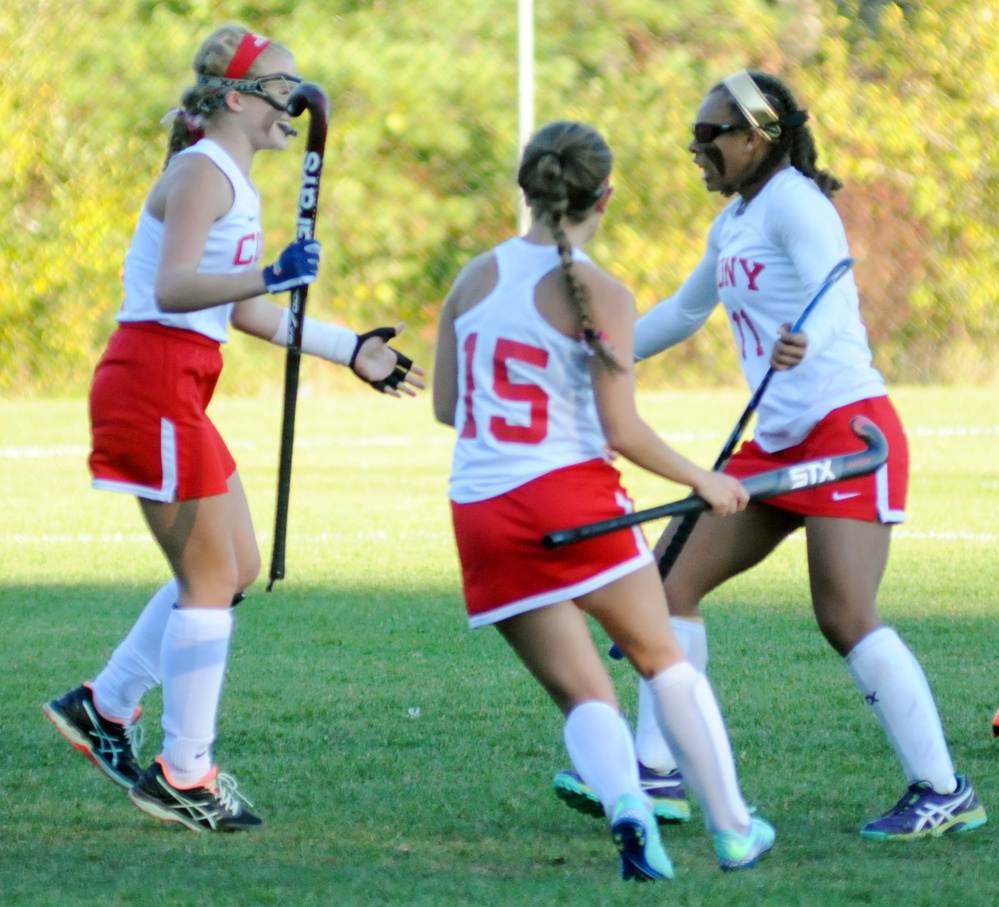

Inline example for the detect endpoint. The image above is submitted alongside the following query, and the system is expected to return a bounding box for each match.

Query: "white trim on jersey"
[91,418,178,502]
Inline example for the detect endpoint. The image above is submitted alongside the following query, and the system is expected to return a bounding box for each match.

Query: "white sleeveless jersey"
[635,168,885,452]
[116,138,262,342]
[448,238,609,504]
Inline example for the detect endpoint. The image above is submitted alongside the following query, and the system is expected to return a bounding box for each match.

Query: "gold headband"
[722,70,781,141]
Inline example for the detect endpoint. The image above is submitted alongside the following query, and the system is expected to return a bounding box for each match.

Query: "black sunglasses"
[691,122,749,144]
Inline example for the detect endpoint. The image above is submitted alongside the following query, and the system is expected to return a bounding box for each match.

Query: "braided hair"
[715,71,843,199]
[517,121,619,372]
[163,25,287,167]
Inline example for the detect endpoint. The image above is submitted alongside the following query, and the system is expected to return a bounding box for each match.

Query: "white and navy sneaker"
[129,758,263,833]
[43,683,144,788]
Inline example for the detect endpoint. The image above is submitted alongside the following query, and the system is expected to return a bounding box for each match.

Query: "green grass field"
[2,387,998,906]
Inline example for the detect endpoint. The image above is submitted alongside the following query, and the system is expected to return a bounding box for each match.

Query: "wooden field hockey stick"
[544,415,886,550]
[266,83,331,592]
[654,256,855,579]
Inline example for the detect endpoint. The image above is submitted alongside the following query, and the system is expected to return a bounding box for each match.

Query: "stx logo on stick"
[789,458,835,490]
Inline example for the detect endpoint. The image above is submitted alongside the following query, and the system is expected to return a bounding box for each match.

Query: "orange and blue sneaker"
[43,683,144,789]
[554,764,690,823]
[714,816,776,870]
[860,774,986,840]
[611,794,675,882]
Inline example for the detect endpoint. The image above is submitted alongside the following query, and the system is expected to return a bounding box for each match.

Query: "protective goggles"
[691,122,750,144]
[197,72,303,111]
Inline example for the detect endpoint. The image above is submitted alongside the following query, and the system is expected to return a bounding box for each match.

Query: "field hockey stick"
[654,255,855,580]
[266,83,330,592]
[543,415,885,550]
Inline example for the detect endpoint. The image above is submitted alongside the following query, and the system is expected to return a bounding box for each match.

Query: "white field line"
[0,530,455,545]
[0,529,994,545]
[5,424,999,459]
[0,437,451,458]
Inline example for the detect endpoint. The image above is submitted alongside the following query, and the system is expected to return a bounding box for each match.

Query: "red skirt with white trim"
[725,396,908,522]
[88,322,236,502]
[451,459,652,628]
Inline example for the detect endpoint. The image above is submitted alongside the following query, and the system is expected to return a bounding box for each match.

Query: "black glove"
[349,327,415,393]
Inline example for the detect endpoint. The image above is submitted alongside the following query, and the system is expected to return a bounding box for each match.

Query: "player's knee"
[815,614,865,657]
[617,636,684,680]
[662,582,700,618]
[237,547,262,590]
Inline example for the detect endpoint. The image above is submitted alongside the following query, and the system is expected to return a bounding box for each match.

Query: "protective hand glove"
[263,239,321,294]
[349,326,417,394]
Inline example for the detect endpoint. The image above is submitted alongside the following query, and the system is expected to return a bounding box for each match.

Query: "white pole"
[517,0,534,234]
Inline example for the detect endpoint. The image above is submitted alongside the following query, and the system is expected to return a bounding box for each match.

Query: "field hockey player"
[43,24,422,834]
[434,120,776,880]
[555,69,985,842]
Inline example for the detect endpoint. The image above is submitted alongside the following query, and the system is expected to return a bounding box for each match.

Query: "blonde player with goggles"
[43,24,422,833]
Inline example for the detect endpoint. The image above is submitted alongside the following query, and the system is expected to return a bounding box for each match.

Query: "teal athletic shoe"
[860,774,987,840]
[714,816,776,870]
[553,765,690,823]
[611,794,675,882]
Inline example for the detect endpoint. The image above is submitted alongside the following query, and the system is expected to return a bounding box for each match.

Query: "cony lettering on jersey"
[448,238,609,504]
[636,168,885,452]
[717,257,765,291]
[233,231,263,267]
[117,138,262,342]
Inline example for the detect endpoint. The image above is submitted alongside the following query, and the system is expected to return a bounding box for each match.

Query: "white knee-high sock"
[646,661,751,834]
[635,617,707,772]
[160,606,233,787]
[91,579,180,724]
[563,700,646,818]
[846,626,957,793]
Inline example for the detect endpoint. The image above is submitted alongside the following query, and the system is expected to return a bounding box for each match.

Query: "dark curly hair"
[714,71,843,199]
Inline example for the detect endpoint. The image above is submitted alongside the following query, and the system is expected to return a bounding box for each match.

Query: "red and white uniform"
[89,139,261,502]
[449,238,652,628]
[635,167,905,522]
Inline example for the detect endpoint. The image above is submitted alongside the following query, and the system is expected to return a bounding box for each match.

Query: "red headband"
[224,32,271,79]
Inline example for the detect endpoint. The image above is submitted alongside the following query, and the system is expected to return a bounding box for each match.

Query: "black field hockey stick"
[267,83,330,592]
[543,415,886,550]
[654,255,855,579]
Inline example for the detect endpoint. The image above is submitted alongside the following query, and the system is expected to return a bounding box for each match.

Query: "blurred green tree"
[1,0,996,394]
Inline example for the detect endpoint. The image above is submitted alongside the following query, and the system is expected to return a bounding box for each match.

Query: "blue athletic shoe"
[860,774,987,840]
[714,816,776,870]
[611,794,675,882]
[554,765,690,823]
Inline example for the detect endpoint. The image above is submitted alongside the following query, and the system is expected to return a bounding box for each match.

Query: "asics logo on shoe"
[83,702,127,763]
[906,789,975,834]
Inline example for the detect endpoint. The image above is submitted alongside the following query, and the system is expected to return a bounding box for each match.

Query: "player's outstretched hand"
[350,322,426,397]
[693,470,749,517]
[771,322,808,370]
